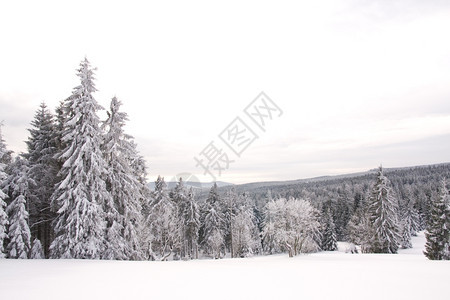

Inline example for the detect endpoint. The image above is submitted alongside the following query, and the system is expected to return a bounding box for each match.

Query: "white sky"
[1,0,450,184]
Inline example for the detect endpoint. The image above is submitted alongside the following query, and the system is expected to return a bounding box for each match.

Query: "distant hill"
[147,162,450,201]
[217,162,450,198]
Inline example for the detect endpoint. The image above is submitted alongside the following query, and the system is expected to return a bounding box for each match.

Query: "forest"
[1,59,449,261]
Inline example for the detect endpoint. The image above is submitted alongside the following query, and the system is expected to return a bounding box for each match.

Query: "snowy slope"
[1,232,448,300]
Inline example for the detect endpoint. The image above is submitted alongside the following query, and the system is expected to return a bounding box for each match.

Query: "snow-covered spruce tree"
[0,125,10,258]
[202,204,225,259]
[223,187,239,257]
[5,158,32,259]
[146,176,177,261]
[170,178,185,259]
[400,217,412,249]
[363,166,400,254]
[400,191,420,236]
[201,183,226,259]
[424,179,450,260]
[199,182,220,246]
[334,186,351,240]
[30,239,44,259]
[24,102,58,257]
[102,97,144,260]
[399,195,420,249]
[171,179,200,259]
[125,138,151,256]
[50,58,109,259]
[321,206,337,251]
[183,187,200,259]
[414,189,429,232]
[0,190,7,259]
[346,209,367,247]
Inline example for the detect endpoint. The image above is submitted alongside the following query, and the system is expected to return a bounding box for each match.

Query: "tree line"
[0,58,449,260]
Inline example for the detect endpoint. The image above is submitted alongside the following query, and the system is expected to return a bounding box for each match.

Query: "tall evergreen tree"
[0,189,7,259]
[171,179,200,259]
[5,158,32,259]
[0,125,10,258]
[50,58,109,259]
[24,102,58,257]
[424,179,450,260]
[146,176,177,261]
[334,186,351,240]
[171,178,187,259]
[223,187,239,257]
[346,209,367,251]
[126,138,151,256]
[321,207,337,251]
[202,204,225,259]
[30,239,44,259]
[399,193,420,249]
[401,190,420,236]
[364,166,400,254]
[400,216,412,249]
[182,187,200,259]
[201,183,225,258]
[102,97,144,260]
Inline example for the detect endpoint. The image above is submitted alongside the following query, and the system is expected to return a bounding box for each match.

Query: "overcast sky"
[1,0,450,184]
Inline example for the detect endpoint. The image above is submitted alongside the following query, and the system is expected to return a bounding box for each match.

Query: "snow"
[1,232,448,300]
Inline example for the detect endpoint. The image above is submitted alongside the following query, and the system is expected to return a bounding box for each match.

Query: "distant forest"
[221,163,450,247]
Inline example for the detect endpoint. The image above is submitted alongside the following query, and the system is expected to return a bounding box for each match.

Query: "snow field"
[0,232,448,300]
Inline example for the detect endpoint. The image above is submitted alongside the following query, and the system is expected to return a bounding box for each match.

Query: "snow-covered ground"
[1,232,448,300]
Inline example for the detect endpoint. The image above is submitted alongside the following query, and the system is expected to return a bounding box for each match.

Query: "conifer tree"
[223,187,239,257]
[146,176,177,260]
[50,58,109,259]
[364,166,400,254]
[0,125,10,258]
[171,179,200,259]
[202,205,225,259]
[321,207,337,251]
[5,158,32,259]
[24,102,58,257]
[0,191,7,259]
[400,217,412,249]
[183,187,200,259]
[334,186,351,240]
[30,239,44,259]
[424,179,450,260]
[401,189,421,236]
[171,178,187,259]
[201,183,225,258]
[399,195,419,249]
[102,97,144,260]
[346,209,366,246]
